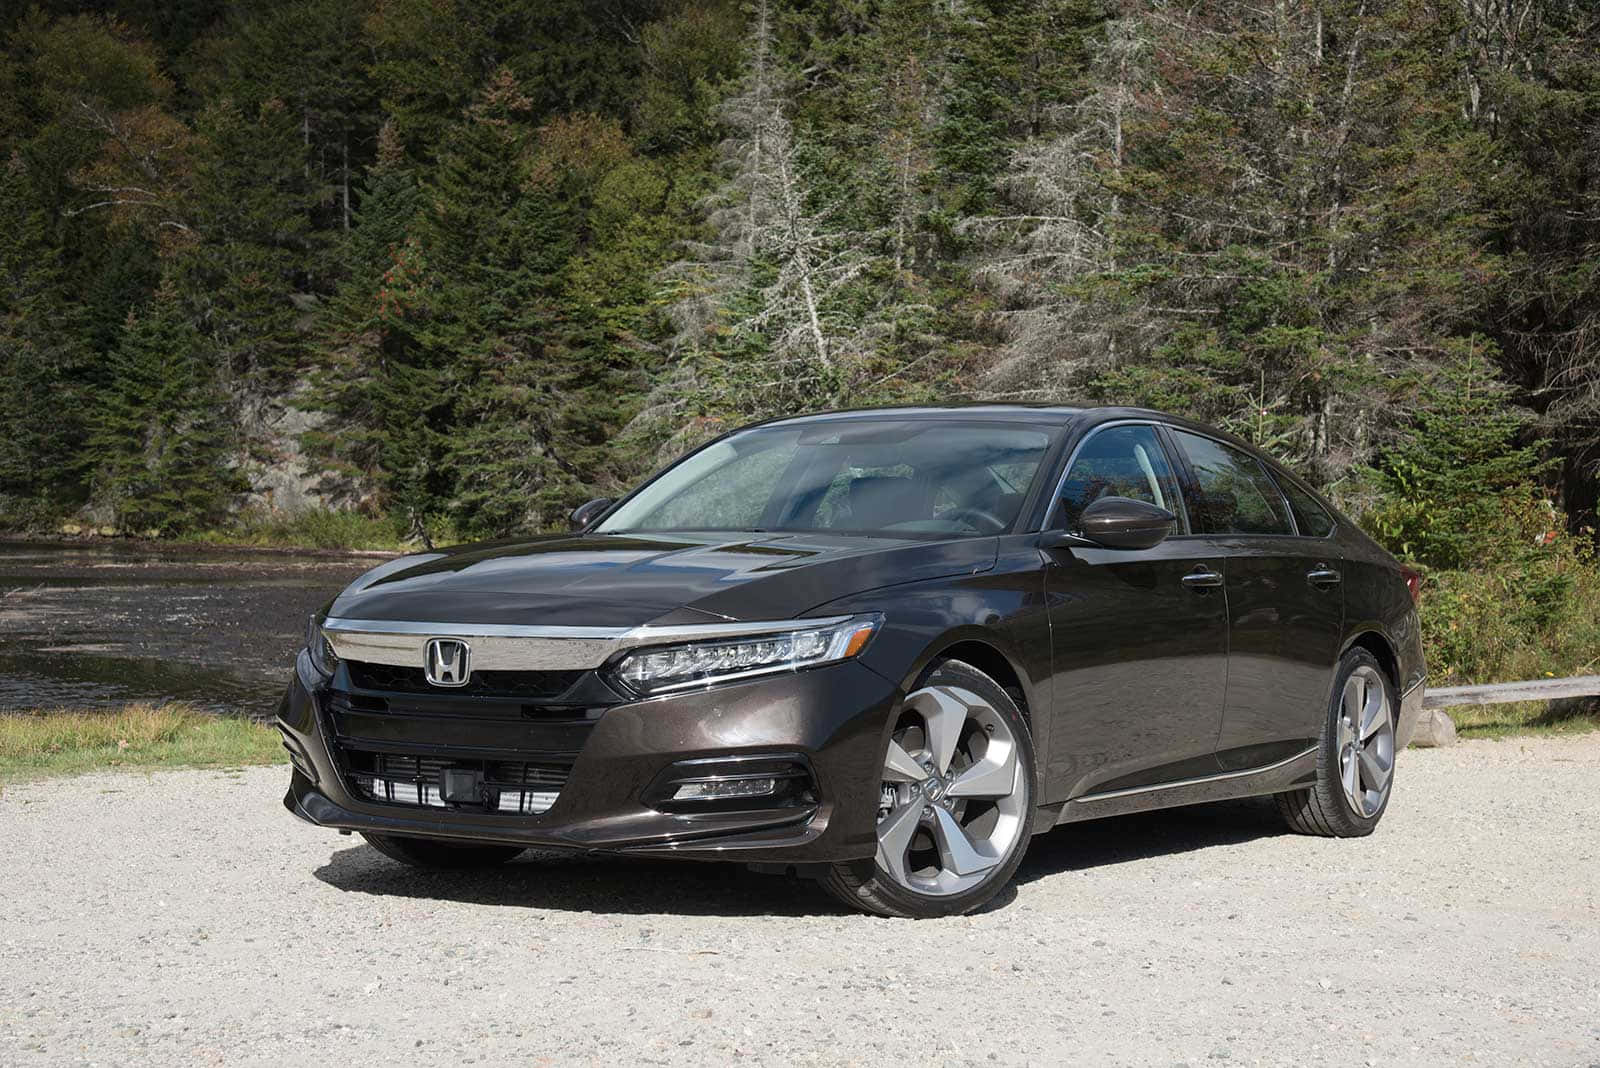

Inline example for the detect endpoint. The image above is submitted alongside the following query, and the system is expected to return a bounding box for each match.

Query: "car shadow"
[311,797,1289,917]
[313,843,854,917]
[1015,795,1287,884]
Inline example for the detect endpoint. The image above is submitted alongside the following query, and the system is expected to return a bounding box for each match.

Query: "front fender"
[810,537,1054,794]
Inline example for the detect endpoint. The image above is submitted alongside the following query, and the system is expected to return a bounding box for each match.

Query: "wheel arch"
[1342,627,1400,693]
[924,638,1034,725]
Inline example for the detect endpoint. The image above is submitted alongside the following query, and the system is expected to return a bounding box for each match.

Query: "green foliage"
[1361,341,1548,570]
[0,156,91,517]
[172,96,313,391]
[87,287,245,534]
[0,0,1596,698]
[1419,496,1600,691]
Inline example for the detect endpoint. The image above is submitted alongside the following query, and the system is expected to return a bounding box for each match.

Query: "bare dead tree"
[650,0,881,430]
[960,18,1155,397]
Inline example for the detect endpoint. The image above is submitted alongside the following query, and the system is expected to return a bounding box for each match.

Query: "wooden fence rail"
[1423,675,1600,710]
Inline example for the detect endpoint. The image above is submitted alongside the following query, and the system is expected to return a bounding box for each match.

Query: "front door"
[1165,429,1345,769]
[1041,423,1228,800]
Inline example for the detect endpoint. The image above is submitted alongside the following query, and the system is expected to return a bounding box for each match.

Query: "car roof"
[743,403,1290,476]
[749,403,1086,428]
[750,403,1211,435]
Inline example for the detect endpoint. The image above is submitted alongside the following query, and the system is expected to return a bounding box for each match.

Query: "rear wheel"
[362,832,525,869]
[1276,648,1397,837]
[821,659,1036,918]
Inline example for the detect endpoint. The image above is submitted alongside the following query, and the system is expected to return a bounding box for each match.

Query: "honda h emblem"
[424,638,471,687]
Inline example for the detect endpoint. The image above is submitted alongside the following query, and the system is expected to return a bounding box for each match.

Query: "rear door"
[1041,423,1228,800]
[1165,429,1345,770]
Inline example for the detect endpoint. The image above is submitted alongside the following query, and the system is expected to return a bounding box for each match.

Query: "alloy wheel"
[875,684,1027,897]
[1336,665,1395,818]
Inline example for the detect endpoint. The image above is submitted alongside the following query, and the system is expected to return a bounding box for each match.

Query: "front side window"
[1052,424,1183,532]
[597,421,1057,536]
[1170,430,1293,536]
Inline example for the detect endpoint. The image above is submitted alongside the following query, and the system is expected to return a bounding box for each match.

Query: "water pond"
[0,540,384,720]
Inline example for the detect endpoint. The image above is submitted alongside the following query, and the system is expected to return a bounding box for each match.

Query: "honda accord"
[278,405,1426,917]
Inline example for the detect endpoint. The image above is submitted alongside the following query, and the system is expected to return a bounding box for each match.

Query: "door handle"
[1181,567,1224,590]
[1306,565,1342,587]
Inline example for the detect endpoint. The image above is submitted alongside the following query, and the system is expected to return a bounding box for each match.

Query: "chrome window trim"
[321,615,855,672]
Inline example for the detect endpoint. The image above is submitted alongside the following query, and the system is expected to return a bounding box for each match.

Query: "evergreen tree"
[408,70,570,535]
[1362,339,1549,570]
[0,156,91,520]
[305,121,432,522]
[192,0,378,237]
[88,284,244,534]
[962,16,1148,396]
[171,96,312,394]
[0,0,1595,557]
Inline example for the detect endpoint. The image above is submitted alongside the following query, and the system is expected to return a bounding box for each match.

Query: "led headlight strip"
[610,616,879,697]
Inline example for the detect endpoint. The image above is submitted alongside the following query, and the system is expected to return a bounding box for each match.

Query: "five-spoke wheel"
[1337,664,1395,818]
[822,659,1035,917]
[1277,647,1397,837]
[876,684,1026,896]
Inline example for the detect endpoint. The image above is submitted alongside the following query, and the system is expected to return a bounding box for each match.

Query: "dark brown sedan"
[280,405,1426,917]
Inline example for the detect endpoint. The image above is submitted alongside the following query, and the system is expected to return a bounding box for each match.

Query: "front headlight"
[610,616,879,697]
[305,614,338,677]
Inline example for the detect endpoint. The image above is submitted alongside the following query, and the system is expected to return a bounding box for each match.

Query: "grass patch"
[0,703,285,784]
[1444,698,1600,740]
[183,507,418,551]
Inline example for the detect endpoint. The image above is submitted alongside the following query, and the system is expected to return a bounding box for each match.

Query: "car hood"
[328,531,998,628]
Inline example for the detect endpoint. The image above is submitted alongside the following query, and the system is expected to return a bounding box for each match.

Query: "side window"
[1279,477,1336,537]
[1054,425,1183,531]
[1170,430,1293,536]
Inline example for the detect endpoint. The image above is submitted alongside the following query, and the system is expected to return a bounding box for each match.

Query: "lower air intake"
[345,750,567,816]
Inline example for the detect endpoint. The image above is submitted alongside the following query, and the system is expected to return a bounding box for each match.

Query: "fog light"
[672,777,778,802]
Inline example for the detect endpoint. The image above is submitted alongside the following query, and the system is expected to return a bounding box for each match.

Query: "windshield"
[597,420,1058,537]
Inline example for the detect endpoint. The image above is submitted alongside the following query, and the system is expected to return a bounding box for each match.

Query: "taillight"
[1400,567,1422,605]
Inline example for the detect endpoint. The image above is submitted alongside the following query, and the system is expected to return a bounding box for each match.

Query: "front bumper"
[276,652,900,863]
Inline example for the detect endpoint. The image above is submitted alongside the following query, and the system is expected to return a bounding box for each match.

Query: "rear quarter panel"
[1337,529,1426,697]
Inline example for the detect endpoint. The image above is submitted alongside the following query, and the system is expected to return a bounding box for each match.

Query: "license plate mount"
[440,768,484,804]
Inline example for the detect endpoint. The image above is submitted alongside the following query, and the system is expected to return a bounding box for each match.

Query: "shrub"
[1417,494,1600,687]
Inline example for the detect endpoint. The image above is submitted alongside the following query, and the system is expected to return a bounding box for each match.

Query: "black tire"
[1276,648,1397,837]
[361,832,525,869]
[821,659,1037,918]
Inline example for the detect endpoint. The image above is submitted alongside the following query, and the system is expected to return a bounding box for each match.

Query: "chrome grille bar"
[321,615,853,672]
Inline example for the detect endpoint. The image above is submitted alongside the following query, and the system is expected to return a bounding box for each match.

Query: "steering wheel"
[941,507,1007,534]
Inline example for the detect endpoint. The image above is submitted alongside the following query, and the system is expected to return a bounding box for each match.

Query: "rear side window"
[1278,477,1336,537]
[1053,424,1183,531]
[1169,430,1293,536]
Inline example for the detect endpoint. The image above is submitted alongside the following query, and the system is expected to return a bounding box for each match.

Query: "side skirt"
[1050,744,1319,826]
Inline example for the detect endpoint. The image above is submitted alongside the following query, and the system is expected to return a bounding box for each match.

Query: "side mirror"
[1077,496,1176,550]
[568,497,615,531]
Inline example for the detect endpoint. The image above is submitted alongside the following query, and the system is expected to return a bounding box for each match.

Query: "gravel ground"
[3,735,1598,1067]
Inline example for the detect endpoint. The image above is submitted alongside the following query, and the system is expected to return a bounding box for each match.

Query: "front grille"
[345,749,569,815]
[324,659,606,817]
[345,660,584,700]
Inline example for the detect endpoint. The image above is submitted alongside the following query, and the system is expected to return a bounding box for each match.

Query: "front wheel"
[821,659,1036,918]
[1276,648,1397,837]
[362,832,525,869]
